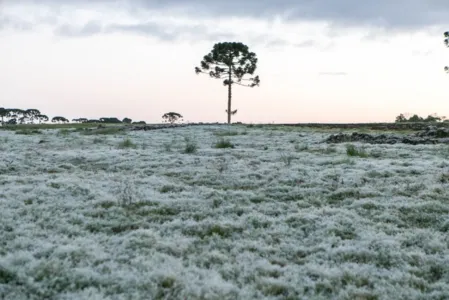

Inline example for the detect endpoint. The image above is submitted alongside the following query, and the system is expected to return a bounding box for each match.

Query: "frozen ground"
[0,125,448,299]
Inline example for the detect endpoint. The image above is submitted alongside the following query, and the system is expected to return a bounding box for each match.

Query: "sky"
[1,0,449,123]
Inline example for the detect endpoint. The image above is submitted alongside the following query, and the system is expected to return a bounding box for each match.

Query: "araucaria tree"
[195,42,260,124]
[51,116,69,123]
[162,112,183,124]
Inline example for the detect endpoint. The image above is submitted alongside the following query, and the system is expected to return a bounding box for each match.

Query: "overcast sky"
[1,0,449,123]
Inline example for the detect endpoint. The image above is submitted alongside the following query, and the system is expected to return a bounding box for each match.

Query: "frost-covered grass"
[0,125,448,299]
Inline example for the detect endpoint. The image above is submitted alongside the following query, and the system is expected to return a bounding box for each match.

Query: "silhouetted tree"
[408,114,424,122]
[162,112,183,124]
[100,117,122,123]
[52,116,69,123]
[195,42,260,124]
[395,114,407,123]
[132,121,146,125]
[424,114,442,122]
[72,118,88,123]
[122,117,132,124]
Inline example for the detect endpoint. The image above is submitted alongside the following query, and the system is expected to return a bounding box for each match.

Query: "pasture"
[0,125,448,299]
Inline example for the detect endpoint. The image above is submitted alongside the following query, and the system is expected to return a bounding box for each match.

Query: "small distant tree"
[195,42,260,124]
[408,114,424,122]
[122,117,132,124]
[162,112,183,124]
[395,113,407,123]
[73,118,88,123]
[100,117,122,124]
[424,114,442,122]
[51,116,69,123]
[132,121,146,125]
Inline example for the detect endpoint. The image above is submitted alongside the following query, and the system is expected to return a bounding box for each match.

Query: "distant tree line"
[72,117,146,124]
[0,108,50,125]
[395,113,447,123]
[0,107,145,125]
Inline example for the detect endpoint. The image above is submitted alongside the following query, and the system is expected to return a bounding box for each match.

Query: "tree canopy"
[51,116,69,123]
[445,31,449,72]
[162,112,183,124]
[195,42,260,124]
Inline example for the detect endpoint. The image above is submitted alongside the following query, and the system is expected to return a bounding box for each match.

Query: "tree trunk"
[227,70,232,124]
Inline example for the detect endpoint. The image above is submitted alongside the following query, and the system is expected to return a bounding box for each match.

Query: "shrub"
[118,137,137,149]
[346,144,368,157]
[183,137,198,154]
[213,130,245,137]
[214,138,234,149]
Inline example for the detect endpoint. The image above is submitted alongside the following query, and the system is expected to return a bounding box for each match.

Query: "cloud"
[0,15,33,31]
[105,22,238,42]
[294,40,318,48]
[52,20,239,42]
[7,0,449,30]
[52,19,313,49]
[3,0,448,50]
[54,21,102,37]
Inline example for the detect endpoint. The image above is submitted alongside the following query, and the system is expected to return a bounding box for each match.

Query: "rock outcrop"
[325,126,449,145]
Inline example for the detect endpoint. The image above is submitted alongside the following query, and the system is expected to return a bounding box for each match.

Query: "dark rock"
[324,127,449,145]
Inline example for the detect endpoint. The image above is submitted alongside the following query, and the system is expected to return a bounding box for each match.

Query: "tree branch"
[234,82,253,87]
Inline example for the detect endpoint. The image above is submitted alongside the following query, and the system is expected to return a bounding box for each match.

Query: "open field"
[0,125,448,299]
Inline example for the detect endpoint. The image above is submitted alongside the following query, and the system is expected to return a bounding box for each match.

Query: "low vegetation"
[1,125,448,299]
[345,144,369,157]
[118,137,137,149]
[214,138,234,149]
